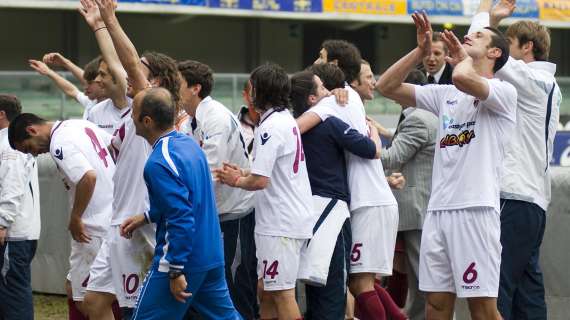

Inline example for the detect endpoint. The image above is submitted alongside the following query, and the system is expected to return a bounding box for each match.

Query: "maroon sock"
[111,300,121,320]
[355,290,386,320]
[374,284,408,320]
[68,298,88,320]
[386,271,408,308]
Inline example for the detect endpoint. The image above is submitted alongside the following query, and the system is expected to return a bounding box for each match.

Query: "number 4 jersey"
[50,120,115,237]
[251,108,315,239]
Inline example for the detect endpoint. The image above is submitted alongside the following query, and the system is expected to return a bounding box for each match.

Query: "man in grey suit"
[373,69,438,320]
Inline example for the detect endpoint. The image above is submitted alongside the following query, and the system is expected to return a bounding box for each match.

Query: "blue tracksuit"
[133,130,240,320]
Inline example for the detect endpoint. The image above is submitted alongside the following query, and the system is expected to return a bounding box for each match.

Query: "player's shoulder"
[488,78,517,97]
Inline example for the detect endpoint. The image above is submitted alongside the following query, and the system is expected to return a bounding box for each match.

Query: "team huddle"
[0,0,562,319]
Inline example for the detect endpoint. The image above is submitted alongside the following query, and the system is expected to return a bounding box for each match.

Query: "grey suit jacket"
[381,108,438,231]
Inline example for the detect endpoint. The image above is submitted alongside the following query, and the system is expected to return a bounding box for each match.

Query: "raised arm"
[43,53,87,87]
[442,30,490,100]
[376,12,432,107]
[79,0,127,94]
[469,0,516,33]
[95,0,149,95]
[29,59,80,100]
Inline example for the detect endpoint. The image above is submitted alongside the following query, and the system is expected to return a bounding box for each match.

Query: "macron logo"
[54,147,63,160]
[260,132,271,145]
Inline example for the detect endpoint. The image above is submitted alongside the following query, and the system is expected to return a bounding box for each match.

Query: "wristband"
[94,26,107,33]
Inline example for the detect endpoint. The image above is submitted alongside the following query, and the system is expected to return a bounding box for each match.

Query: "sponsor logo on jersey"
[54,147,64,160]
[446,99,458,105]
[443,115,454,130]
[440,130,476,148]
[260,132,271,145]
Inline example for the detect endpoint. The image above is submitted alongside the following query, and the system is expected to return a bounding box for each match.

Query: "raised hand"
[94,0,118,24]
[29,59,52,76]
[442,30,468,67]
[79,0,104,30]
[412,11,432,57]
[42,53,67,67]
[491,0,516,26]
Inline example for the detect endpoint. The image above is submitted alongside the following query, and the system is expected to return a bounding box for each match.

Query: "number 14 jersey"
[50,120,115,237]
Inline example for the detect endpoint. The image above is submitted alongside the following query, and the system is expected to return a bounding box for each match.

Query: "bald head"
[137,87,176,131]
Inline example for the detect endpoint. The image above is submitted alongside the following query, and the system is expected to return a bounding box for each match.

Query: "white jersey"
[0,128,40,240]
[251,108,315,239]
[415,78,517,212]
[191,96,254,220]
[76,92,98,120]
[50,120,115,237]
[469,12,562,211]
[110,113,151,225]
[86,98,132,135]
[310,85,397,210]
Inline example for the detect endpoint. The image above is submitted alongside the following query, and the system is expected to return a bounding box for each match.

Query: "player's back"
[251,109,315,239]
[50,119,115,237]
[146,131,224,272]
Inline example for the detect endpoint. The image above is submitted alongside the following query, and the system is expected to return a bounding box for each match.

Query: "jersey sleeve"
[51,134,94,185]
[308,96,339,122]
[414,84,453,116]
[250,126,284,178]
[481,78,518,122]
[467,12,490,34]
[145,157,195,271]
[326,117,376,159]
[76,92,94,109]
[0,148,27,228]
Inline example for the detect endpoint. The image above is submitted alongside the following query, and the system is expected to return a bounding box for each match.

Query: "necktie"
[428,75,436,84]
[388,112,406,148]
[190,117,197,134]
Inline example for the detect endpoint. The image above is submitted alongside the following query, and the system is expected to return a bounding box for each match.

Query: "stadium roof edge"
[2,0,569,29]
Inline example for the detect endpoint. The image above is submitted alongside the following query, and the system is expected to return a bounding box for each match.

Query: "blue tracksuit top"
[144,130,224,273]
[302,116,377,203]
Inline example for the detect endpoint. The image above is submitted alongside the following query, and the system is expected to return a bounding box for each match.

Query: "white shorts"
[419,207,501,298]
[68,236,104,301]
[255,233,306,291]
[87,224,155,308]
[349,205,399,275]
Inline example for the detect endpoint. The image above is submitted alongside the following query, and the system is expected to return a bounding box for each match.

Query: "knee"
[426,294,454,319]
[467,298,501,320]
[349,273,375,296]
[83,292,113,316]
[270,289,296,303]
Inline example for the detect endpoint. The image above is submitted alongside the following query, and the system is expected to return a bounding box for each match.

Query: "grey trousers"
[401,230,425,320]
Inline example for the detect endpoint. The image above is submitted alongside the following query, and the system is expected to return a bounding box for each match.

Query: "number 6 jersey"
[251,108,315,239]
[50,120,116,237]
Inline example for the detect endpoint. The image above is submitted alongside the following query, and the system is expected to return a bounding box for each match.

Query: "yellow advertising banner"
[322,0,407,15]
[538,0,570,21]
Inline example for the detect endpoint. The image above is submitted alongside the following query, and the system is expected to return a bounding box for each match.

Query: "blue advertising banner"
[551,131,570,166]
[120,0,205,5]
[512,0,539,18]
[209,0,322,12]
[407,0,463,16]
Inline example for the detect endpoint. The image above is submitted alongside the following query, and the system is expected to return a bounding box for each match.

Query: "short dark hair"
[405,69,428,86]
[0,95,22,122]
[290,71,317,118]
[308,63,345,91]
[139,88,175,131]
[432,32,449,53]
[321,40,362,83]
[177,60,214,99]
[83,56,102,82]
[142,52,181,110]
[249,63,290,113]
[8,113,46,149]
[485,27,510,73]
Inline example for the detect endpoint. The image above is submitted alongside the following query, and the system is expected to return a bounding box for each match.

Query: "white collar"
[527,61,557,76]
[402,107,416,118]
[194,96,213,121]
[429,64,447,83]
